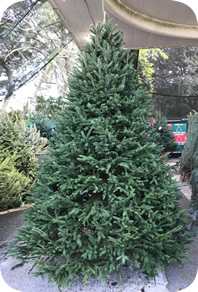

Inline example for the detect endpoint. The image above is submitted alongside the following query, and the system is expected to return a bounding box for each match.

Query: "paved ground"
[0,158,197,292]
[0,211,26,264]
[165,174,198,292]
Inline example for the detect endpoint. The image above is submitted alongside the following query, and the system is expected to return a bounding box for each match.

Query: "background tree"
[9,18,191,287]
[0,110,47,210]
[148,116,178,153]
[33,95,65,119]
[145,47,198,118]
[138,49,168,93]
[31,120,54,140]
[0,0,78,109]
[28,95,65,140]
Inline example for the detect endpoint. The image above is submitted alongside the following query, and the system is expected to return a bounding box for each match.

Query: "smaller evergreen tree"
[191,154,198,210]
[0,155,29,211]
[149,116,177,153]
[0,111,47,210]
[32,119,54,140]
[0,112,38,182]
[22,121,48,153]
[34,95,64,119]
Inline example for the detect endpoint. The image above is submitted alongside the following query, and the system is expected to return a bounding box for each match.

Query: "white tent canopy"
[1,0,198,48]
[48,0,198,49]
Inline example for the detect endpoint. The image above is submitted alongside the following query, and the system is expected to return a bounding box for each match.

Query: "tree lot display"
[0,111,47,210]
[9,18,191,287]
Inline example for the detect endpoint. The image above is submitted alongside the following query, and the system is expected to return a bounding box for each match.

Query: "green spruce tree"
[0,112,38,182]
[0,155,30,211]
[0,111,47,210]
[9,18,191,287]
[149,116,178,153]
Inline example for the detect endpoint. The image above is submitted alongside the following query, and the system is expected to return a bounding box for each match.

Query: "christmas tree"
[0,111,47,210]
[148,116,178,153]
[0,155,30,211]
[9,18,191,287]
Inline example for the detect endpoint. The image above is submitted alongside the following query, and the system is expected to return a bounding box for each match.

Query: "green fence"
[24,120,56,129]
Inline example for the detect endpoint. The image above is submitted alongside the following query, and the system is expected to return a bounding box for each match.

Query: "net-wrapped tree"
[9,18,191,287]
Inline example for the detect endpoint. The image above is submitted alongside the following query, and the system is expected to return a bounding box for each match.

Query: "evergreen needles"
[9,18,191,287]
[0,111,47,210]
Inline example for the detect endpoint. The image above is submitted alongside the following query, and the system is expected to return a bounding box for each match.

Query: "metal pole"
[102,0,106,21]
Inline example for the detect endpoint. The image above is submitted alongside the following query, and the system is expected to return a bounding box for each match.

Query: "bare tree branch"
[4,46,46,62]
[0,56,14,98]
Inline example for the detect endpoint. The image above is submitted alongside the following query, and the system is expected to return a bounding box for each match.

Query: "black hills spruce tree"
[9,18,191,287]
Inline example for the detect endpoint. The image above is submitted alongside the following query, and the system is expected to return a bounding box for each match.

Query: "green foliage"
[0,155,30,211]
[0,113,37,180]
[21,121,48,153]
[8,110,23,123]
[1,0,73,99]
[32,119,54,140]
[181,112,198,176]
[0,111,46,210]
[34,96,64,119]
[191,166,198,210]
[150,47,198,119]
[149,116,178,152]
[138,49,168,92]
[9,18,191,287]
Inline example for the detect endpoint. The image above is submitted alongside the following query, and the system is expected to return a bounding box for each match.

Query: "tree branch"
[4,47,46,62]
[0,56,14,98]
